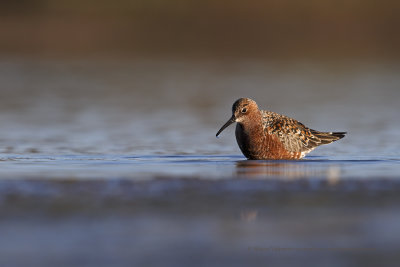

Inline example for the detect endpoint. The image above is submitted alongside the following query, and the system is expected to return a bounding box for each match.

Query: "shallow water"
[0,59,399,179]
[0,58,400,266]
[0,154,399,182]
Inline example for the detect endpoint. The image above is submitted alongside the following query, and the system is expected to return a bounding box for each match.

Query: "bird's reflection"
[236,160,341,182]
[240,209,258,222]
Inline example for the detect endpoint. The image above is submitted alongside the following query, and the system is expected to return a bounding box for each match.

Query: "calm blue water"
[0,59,399,182]
[0,154,399,182]
[0,59,400,266]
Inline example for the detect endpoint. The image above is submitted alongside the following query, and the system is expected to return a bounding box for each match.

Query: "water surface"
[0,58,399,266]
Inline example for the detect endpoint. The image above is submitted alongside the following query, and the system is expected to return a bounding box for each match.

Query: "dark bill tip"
[216,116,236,137]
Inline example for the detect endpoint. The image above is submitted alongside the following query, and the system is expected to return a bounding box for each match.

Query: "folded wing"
[262,111,346,154]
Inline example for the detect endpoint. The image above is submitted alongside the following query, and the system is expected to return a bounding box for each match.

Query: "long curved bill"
[216,115,236,137]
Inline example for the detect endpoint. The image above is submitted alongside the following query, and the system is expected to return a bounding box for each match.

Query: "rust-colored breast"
[235,120,302,160]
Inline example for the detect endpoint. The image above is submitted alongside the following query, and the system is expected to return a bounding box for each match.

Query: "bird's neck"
[239,111,263,135]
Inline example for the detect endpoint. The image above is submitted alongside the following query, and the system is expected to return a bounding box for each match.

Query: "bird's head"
[216,98,259,137]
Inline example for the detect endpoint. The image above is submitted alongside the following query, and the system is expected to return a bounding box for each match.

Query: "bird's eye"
[241,108,247,113]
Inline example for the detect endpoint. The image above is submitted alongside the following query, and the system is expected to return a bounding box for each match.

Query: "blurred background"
[0,0,399,156]
[1,1,400,266]
[1,0,400,59]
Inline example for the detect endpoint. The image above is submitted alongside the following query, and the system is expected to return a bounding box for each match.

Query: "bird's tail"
[310,130,347,145]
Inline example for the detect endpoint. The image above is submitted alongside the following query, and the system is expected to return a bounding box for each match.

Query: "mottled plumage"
[216,98,346,160]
